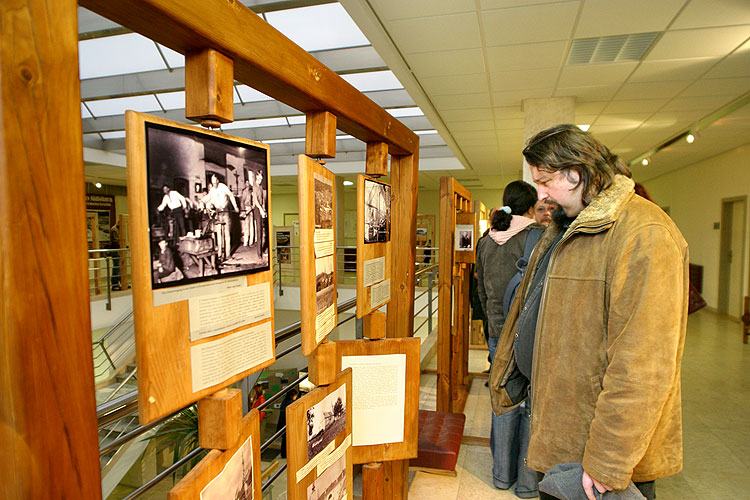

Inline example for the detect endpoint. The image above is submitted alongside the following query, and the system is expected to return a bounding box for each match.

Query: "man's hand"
[582,470,612,500]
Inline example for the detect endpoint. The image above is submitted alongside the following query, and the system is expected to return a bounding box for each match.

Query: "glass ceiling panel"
[235,85,274,103]
[387,107,424,118]
[222,117,289,130]
[158,44,185,69]
[81,103,93,119]
[85,95,160,117]
[100,131,126,140]
[79,33,169,79]
[157,91,186,110]
[286,115,306,125]
[264,3,369,52]
[342,71,403,92]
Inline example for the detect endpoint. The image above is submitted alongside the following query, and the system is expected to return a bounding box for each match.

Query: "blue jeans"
[490,402,538,498]
[488,336,499,365]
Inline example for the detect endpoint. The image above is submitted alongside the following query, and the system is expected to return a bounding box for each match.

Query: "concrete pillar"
[521,97,575,183]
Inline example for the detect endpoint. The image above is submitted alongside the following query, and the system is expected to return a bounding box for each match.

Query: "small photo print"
[315,255,335,315]
[455,224,474,251]
[314,173,334,230]
[306,454,346,500]
[364,179,391,244]
[200,435,254,500]
[306,384,347,461]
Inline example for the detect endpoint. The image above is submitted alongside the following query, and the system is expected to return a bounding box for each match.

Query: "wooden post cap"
[197,388,242,450]
[185,48,234,125]
[362,462,384,500]
[308,340,337,386]
[363,310,386,339]
[366,142,388,177]
[305,110,337,158]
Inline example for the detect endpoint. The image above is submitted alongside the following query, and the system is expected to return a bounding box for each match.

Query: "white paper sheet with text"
[190,321,274,392]
[153,276,246,307]
[189,282,271,341]
[370,279,391,309]
[362,256,385,287]
[315,303,336,343]
[340,354,406,446]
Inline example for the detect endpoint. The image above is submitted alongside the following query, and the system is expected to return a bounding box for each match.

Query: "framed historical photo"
[168,409,262,500]
[336,338,420,464]
[126,111,275,424]
[286,369,353,500]
[454,212,476,264]
[298,155,337,355]
[356,175,392,318]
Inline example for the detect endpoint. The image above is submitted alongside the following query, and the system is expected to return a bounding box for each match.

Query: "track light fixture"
[641,158,649,166]
[686,133,695,144]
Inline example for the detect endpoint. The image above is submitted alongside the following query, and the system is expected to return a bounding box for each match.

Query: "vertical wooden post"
[363,462,384,500]
[0,0,102,498]
[437,178,454,412]
[384,150,418,499]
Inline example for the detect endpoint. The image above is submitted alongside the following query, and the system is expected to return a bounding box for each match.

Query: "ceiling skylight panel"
[221,117,288,130]
[264,3,369,52]
[387,107,424,118]
[100,131,126,140]
[157,44,185,69]
[81,103,93,119]
[235,85,274,103]
[79,33,169,79]
[156,91,186,110]
[85,95,161,117]
[286,115,306,125]
[342,71,403,92]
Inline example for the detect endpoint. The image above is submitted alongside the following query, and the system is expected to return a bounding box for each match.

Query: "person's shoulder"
[618,195,687,248]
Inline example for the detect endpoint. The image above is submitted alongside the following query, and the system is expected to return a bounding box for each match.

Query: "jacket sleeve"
[476,241,489,318]
[582,223,688,489]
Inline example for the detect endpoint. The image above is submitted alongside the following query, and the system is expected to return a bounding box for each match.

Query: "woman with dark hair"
[476,180,541,498]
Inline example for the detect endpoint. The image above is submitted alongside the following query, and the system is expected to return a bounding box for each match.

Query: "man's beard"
[551,204,570,225]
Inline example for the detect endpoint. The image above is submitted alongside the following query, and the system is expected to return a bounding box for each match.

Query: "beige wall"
[643,143,750,313]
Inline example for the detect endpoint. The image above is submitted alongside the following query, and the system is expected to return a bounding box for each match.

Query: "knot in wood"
[19,66,35,84]
[311,68,322,82]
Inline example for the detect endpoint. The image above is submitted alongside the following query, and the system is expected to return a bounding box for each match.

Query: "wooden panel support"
[363,462,384,500]
[197,388,242,450]
[308,340,337,386]
[305,110,337,158]
[185,48,234,127]
[363,310,386,339]
[0,0,102,497]
[366,142,389,177]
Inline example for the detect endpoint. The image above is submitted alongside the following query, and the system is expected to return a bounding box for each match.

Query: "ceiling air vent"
[567,32,659,65]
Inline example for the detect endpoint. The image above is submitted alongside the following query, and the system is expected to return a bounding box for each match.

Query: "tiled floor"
[410,309,750,499]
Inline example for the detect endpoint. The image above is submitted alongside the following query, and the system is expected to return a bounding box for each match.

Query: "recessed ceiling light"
[686,133,695,144]
[342,180,354,186]
[95,182,102,188]
[641,158,649,166]
[577,124,590,131]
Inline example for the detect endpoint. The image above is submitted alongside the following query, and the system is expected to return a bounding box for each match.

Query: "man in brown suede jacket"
[489,124,688,500]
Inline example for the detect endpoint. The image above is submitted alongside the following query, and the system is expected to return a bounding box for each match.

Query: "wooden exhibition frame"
[357,175,392,318]
[335,338,420,464]
[453,212,477,264]
[2,1,419,497]
[437,177,473,413]
[286,369,353,500]
[126,111,276,424]
[298,155,338,356]
[168,409,262,500]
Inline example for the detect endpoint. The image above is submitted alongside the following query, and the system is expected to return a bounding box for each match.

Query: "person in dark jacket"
[477,180,542,498]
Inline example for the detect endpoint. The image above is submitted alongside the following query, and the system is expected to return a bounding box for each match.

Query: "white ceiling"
[80,0,750,194]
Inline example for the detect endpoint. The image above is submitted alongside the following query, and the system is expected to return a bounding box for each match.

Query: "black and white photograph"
[306,384,347,460]
[455,224,474,251]
[363,179,390,244]
[306,454,346,500]
[145,122,269,290]
[314,255,335,315]
[200,435,254,500]
[314,173,333,231]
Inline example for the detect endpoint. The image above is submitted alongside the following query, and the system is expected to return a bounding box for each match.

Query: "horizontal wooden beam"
[79,0,418,155]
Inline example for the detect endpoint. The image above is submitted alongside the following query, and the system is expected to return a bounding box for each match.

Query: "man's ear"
[564,169,580,185]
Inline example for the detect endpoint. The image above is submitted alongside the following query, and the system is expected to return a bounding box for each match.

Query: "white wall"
[643,143,750,312]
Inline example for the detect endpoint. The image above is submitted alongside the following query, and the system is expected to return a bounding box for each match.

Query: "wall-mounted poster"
[298,155,337,355]
[356,176,391,318]
[143,121,269,290]
[168,409,262,500]
[86,193,116,247]
[126,111,275,424]
[275,228,291,264]
[454,212,476,264]
[363,178,391,244]
[286,369,352,500]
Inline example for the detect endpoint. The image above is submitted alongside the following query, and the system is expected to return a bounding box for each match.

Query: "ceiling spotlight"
[641,158,649,166]
[95,182,102,188]
[342,180,353,186]
[686,133,695,144]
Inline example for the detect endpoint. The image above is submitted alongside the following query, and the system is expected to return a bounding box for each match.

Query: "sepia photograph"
[200,435,254,500]
[306,384,347,460]
[314,173,333,230]
[455,224,474,251]
[145,122,269,290]
[363,179,390,244]
[306,454,346,500]
[314,255,335,315]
